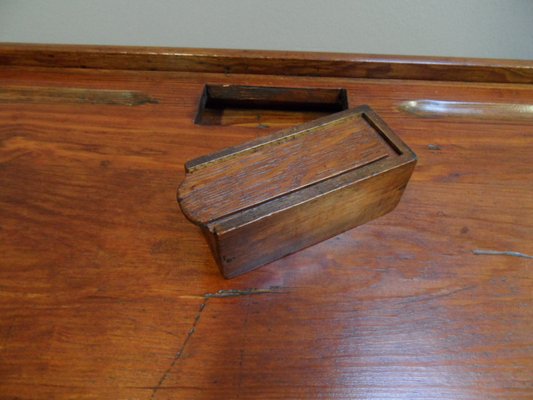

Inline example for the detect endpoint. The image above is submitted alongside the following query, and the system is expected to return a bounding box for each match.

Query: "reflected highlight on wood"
[399,99,533,121]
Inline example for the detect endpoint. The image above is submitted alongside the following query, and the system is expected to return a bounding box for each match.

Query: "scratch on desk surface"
[149,286,283,397]
[150,300,208,399]
[205,287,284,298]
[399,285,477,306]
[473,249,533,259]
[179,286,285,299]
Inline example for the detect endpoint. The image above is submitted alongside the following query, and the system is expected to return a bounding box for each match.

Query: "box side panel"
[215,160,416,278]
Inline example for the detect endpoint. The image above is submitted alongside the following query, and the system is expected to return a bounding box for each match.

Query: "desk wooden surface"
[0,44,532,399]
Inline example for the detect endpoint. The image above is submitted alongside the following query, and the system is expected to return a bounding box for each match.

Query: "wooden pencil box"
[178,104,416,278]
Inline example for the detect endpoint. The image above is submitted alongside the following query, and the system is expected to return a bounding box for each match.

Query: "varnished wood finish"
[181,107,398,220]
[179,106,415,277]
[200,108,331,128]
[1,43,533,83]
[195,84,347,126]
[0,44,532,399]
[0,85,158,106]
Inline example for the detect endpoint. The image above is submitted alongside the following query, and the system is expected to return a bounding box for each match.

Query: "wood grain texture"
[211,158,415,278]
[200,85,348,111]
[0,85,158,106]
[0,45,532,399]
[179,108,396,223]
[1,42,533,83]
[202,108,330,128]
[179,106,415,277]
[195,84,347,127]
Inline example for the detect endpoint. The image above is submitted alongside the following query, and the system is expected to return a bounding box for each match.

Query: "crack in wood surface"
[204,286,284,298]
[236,296,251,399]
[473,249,533,259]
[150,287,281,398]
[179,287,285,299]
[399,285,477,306]
[150,300,208,399]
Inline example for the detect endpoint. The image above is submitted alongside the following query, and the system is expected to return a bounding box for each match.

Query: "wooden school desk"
[0,44,532,399]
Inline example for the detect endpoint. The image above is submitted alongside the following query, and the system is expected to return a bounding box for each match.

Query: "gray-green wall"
[1,0,532,59]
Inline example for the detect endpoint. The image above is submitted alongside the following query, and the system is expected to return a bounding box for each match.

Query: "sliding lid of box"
[178,107,400,224]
